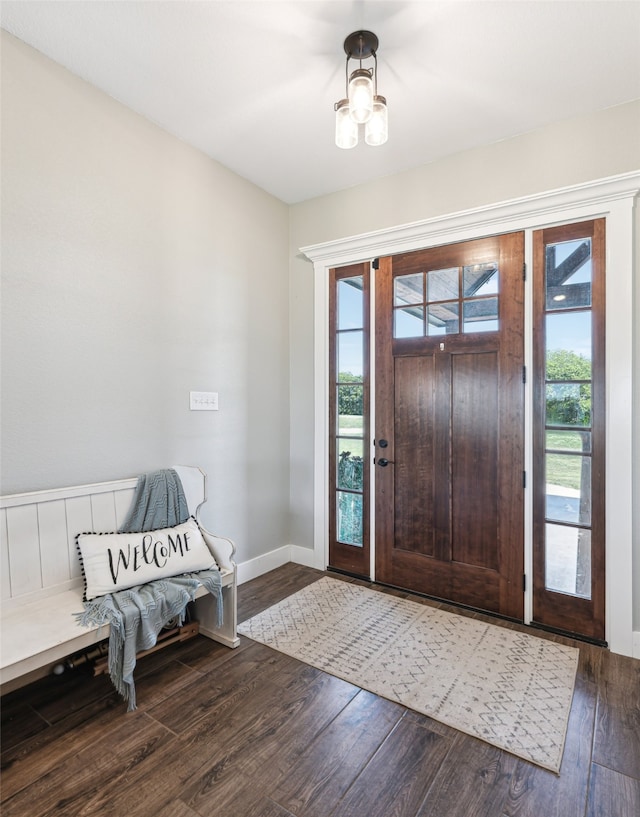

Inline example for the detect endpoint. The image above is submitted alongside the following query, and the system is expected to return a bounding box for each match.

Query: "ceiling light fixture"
[334,30,387,149]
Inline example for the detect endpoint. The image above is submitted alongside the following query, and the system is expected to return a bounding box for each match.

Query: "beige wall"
[0,32,290,563]
[288,100,640,628]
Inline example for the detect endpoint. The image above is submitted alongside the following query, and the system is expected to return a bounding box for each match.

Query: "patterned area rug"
[238,577,579,773]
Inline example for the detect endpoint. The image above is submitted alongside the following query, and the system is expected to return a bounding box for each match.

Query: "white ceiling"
[2,1,639,204]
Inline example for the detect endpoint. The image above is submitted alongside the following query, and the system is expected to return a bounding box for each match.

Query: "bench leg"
[193,584,239,648]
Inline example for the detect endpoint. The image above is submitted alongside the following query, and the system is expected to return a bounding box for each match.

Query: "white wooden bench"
[0,465,239,694]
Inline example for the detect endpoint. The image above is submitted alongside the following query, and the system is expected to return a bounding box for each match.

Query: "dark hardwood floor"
[2,563,639,816]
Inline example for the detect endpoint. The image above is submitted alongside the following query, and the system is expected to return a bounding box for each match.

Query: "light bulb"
[335,99,358,149]
[348,69,374,124]
[365,95,388,146]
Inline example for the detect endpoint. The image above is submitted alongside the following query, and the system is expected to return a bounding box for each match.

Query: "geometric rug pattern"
[238,577,579,773]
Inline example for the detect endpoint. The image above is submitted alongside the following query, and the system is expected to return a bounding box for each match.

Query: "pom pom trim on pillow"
[76,517,218,601]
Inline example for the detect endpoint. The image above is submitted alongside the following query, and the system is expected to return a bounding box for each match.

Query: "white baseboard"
[290,544,324,570]
[633,630,640,659]
[236,544,321,585]
[236,546,291,585]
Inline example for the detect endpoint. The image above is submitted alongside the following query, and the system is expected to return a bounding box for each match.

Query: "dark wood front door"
[375,233,525,619]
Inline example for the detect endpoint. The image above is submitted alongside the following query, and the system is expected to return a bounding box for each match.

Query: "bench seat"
[1,467,239,693]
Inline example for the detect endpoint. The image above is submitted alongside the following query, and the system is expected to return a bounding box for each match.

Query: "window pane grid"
[332,270,367,555]
[542,235,594,600]
[393,262,500,339]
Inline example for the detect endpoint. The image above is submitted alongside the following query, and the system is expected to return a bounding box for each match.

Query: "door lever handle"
[377,458,393,467]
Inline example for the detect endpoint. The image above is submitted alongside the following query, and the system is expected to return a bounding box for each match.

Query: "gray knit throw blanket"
[119,468,189,533]
[78,469,223,710]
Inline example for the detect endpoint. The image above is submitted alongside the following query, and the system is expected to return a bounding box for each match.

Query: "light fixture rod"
[345,52,350,97]
[373,51,378,95]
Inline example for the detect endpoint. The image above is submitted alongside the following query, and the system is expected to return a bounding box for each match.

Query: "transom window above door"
[393,262,499,338]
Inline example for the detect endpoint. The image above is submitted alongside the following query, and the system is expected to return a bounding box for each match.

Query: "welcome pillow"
[76,517,217,600]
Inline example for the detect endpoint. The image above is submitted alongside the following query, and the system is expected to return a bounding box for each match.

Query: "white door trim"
[301,171,640,657]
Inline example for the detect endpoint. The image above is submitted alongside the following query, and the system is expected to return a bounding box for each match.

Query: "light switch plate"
[190,391,219,411]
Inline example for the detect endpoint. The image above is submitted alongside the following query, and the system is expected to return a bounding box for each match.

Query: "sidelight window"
[533,219,605,641]
[328,265,371,577]
[542,237,594,597]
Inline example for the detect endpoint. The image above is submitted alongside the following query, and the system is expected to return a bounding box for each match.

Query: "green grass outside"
[338,414,364,458]
[546,430,590,491]
[339,414,364,430]
[337,438,364,458]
